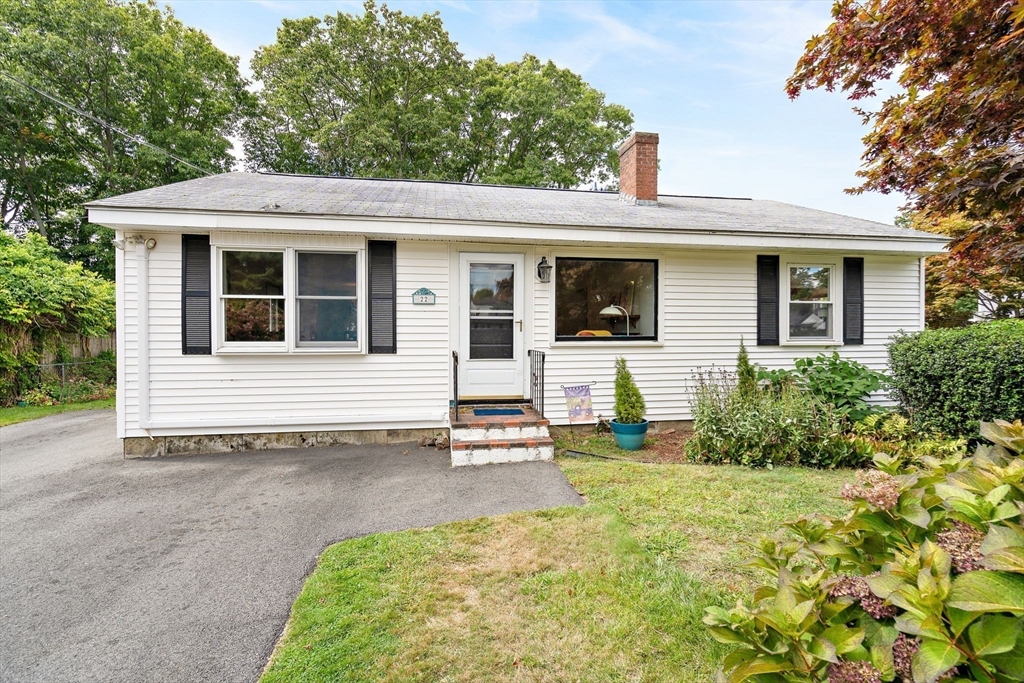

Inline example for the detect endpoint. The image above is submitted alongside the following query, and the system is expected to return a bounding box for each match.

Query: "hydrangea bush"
[704,419,1024,683]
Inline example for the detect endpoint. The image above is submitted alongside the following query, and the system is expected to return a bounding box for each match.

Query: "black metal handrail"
[528,349,545,417]
[452,350,459,423]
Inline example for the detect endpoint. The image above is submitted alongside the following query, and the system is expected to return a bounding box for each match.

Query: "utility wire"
[1,71,215,177]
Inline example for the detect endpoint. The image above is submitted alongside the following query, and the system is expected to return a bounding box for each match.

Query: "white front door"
[458,252,525,399]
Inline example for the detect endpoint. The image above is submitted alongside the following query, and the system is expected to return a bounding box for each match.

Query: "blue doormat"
[472,408,525,416]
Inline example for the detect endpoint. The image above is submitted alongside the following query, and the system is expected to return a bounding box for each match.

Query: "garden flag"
[563,385,595,424]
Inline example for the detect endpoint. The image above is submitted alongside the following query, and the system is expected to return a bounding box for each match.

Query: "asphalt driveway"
[0,410,582,682]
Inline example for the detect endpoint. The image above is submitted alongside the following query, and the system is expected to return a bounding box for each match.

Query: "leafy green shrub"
[0,233,115,405]
[23,377,114,406]
[760,352,889,421]
[77,350,117,386]
[853,412,968,462]
[614,356,646,424]
[686,368,870,469]
[759,366,800,392]
[888,320,1024,438]
[704,419,1024,683]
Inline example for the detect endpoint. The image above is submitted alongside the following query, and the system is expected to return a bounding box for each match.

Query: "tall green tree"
[243,1,632,188]
[465,55,632,188]
[244,1,467,180]
[786,0,1024,281]
[0,0,251,278]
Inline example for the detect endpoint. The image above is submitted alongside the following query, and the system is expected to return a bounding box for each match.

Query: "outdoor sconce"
[111,235,157,251]
[536,256,553,283]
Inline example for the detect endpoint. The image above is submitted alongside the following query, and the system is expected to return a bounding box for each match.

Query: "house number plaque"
[412,288,436,305]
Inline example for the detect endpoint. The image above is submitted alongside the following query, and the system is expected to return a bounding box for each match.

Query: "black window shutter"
[181,235,212,355]
[368,241,397,354]
[843,257,865,345]
[756,255,780,346]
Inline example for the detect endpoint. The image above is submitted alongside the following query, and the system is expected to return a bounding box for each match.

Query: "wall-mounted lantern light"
[536,256,553,283]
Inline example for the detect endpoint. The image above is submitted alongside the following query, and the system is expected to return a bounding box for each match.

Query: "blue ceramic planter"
[610,419,648,451]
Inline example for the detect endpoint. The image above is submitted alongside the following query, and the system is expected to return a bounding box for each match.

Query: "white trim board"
[89,207,948,255]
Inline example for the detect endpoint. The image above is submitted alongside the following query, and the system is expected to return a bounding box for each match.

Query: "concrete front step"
[449,406,554,466]
[451,424,550,440]
[450,437,555,466]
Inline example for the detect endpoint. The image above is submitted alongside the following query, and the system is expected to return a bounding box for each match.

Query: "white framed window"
[295,251,358,348]
[215,247,363,353]
[553,257,658,341]
[220,249,287,350]
[783,262,840,343]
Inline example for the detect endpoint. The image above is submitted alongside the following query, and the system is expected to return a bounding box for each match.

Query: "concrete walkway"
[0,410,582,682]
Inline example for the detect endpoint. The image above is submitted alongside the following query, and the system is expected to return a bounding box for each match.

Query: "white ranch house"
[87,132,947,464]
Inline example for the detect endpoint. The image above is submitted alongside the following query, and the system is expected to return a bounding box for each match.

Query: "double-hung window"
[221,251,286,343]
[786,264,835,341]
[296,252,358,347]
[217,248,361,352]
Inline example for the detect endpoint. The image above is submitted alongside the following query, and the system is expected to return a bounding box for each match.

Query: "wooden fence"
[39,332,116,364]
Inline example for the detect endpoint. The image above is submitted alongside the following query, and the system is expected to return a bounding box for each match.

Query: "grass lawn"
[560,457,852,595]
[0,398,115,427]
[262,455,853,682]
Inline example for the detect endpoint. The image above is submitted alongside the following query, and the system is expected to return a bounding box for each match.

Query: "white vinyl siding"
[533,248,922,424]
[117,230,923,437]
[120,233,449,437]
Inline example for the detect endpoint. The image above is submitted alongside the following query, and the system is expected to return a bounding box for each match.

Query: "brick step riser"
[451,425,550,441]
[452,444,554,467]
[451,436,554,451]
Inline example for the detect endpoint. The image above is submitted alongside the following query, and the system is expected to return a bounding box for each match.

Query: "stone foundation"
[123,427,444,459]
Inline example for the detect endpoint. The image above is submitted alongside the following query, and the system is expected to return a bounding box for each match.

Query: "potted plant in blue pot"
[610,357,647,450]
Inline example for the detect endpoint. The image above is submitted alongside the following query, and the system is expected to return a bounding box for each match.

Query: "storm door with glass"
[458,253,525,399]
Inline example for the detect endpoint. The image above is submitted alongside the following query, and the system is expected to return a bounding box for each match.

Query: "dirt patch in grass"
[636,429,692,462]
[555,429,692,463]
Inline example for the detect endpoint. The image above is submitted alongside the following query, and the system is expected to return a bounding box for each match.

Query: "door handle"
[516,320,523,331]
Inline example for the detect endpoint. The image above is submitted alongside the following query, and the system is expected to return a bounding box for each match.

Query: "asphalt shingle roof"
[87,172,946,243]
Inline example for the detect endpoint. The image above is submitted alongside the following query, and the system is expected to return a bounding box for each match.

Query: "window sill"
[215,346,288,355]
[780,340,844,347]
[214,346,365,355]
[291,347,363,355]
[549,340,665,349]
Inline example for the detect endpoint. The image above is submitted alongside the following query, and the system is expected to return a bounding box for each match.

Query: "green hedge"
[887,320,1024,436]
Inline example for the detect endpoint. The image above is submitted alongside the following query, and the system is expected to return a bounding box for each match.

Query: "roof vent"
[617,132,659,206]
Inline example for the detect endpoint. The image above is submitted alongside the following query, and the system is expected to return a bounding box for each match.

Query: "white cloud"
[532,1,689,73]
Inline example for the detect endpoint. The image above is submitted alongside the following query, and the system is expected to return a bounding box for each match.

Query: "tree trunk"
[18,155,46,237]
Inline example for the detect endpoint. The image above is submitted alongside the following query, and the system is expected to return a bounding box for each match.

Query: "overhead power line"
[1,71,215,177]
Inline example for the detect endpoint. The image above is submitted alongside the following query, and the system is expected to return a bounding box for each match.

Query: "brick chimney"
[617,132,659,206]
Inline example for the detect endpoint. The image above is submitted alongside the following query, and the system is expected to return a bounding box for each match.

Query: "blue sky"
[165,0,905,225]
